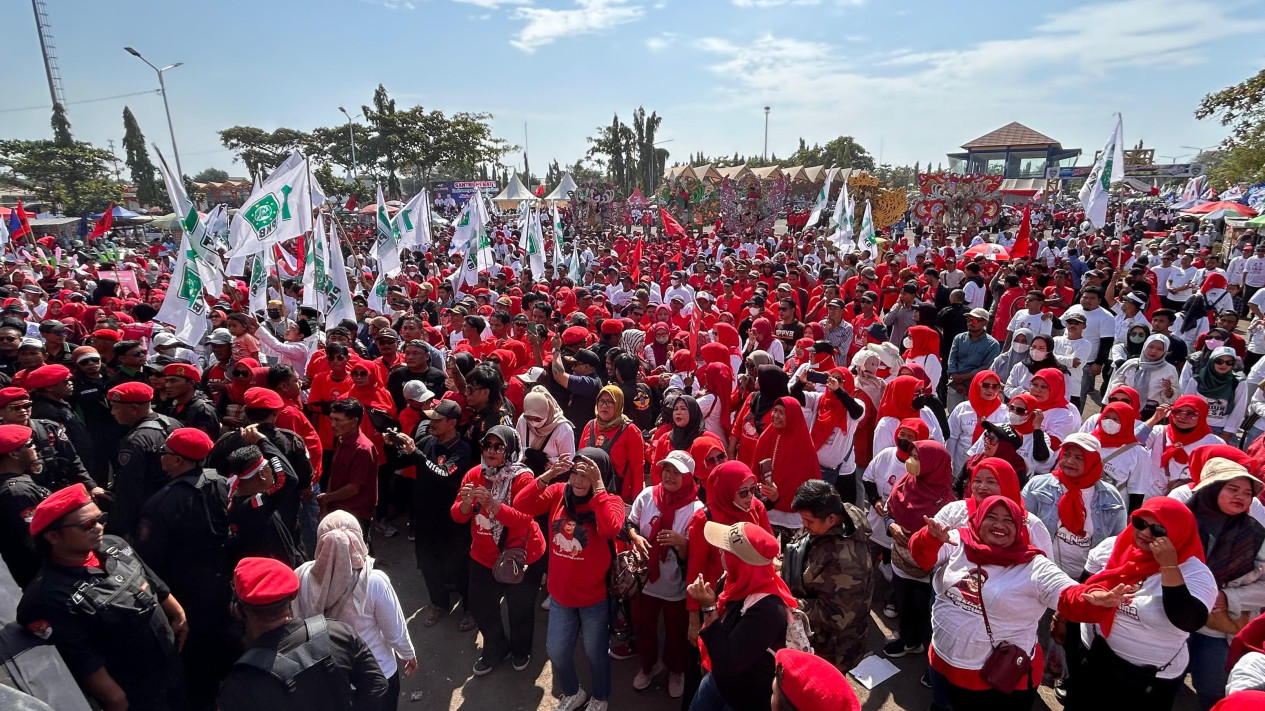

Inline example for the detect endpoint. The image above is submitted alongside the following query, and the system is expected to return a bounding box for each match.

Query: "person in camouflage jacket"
[784,479,875,671]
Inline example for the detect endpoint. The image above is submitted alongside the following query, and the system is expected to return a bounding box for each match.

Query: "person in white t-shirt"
[1006,291,1054,338]
[1062,288,1115,405]
[1166,252,1200,307]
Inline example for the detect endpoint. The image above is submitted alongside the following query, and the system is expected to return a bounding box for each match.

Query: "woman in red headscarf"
[695,360,733,447]
[1062,497,1216,710]
[873,375,943,459]
[644,322,673,371]
[347,361,397,467]
[909,496,1130,709]
[1028,366,1082,447]
[491,348,526,415]
[713,322,743,373]
[946,370,1007,477]
[902,325,942,391]
[752,396,820,541]
[1086,401,1148,505]
[1146,394,1222,501]
[216,356,261,427]
[933,457,1052,553]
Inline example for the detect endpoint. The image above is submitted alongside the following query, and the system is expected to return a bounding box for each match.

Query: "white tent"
[543,172,579,201]
[493,174,536,206]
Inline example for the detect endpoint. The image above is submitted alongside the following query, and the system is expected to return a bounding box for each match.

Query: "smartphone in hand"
[758,458,773,483]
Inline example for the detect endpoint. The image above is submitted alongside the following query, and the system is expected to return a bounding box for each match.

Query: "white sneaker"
[632,661,665,690]
[553,689,589,711]
[586,700,608,711]
[668,672,685,698]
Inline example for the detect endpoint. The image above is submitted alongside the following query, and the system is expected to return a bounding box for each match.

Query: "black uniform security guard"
[156,363,221,440]
[18,485,189,711]
[218,557,387,711]
[28,363,96,469]
[0,424,49,588]
[69,350,116,484]
[0,385,101,495]
[105,382,180,537]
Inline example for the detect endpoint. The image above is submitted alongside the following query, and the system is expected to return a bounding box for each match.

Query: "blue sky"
[4,0,1264,183]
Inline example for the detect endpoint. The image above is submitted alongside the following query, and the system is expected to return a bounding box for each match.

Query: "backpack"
[234,616,352,710]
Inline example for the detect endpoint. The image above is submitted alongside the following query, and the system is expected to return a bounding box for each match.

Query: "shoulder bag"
[975,567,1035,694]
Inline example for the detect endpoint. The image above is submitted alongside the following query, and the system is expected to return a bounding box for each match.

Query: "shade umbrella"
[1182,201,1257,217]
[1246,214,1265,229]
[964,243,1011,261]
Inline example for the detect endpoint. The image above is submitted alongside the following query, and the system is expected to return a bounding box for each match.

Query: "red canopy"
[1184,201,1257,217]
[0,206,35,219]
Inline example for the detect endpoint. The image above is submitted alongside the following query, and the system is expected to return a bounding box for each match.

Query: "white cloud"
[730,0,865,6]
[360,0,416,9]
[645,32,677,52]
[510,0,645,52]
[450,0,528,8]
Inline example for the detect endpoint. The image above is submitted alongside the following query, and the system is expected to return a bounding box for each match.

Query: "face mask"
[1100,419,1121,435]
[903,337,913,350]
[910,395,928,410]
[267,310,281,319]
[750,307,761,317]
[1011,342,1029,354]
[1008,412,1028,425]
[1206,339,1225,351]
[1029,348,1048,361]
[895,438,914,454]
[905,458,921,477]
[1128,333,1146,344]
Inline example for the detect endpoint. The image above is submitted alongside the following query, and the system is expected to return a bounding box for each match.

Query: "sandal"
[420,606,443,627]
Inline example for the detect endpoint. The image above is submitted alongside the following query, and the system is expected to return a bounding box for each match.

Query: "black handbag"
[975,569,1035,694]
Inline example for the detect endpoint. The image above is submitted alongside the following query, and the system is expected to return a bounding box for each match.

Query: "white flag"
[227,173,262,276]
[831,184,856,252]
[224,151,314,258]
[450,194,485,253]
[473,195,495,274]
[567,235,583,283]
[324,218,357,326]
[374,185,402,275]
[395,188,431,250]
[0,210,9,253]
[522,208,545,277]
[1079,115,1125,229]
[808,168,834,226]
[302,214,329,311]
[247,253,270,315]
[858,199,877,255]
[551,201,567,270]
[205,204,229,251]
[153,144,221,343]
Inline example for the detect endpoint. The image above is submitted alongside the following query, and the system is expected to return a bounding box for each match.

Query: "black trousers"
[1063,635,1183,711]
[892,575,933,647]
[415,524,472,610]
[382,671,400,711]
[945,683,1038,711]
[467,559,545,663]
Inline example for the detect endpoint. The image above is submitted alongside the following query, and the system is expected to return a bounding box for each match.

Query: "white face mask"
[749,307,761,317]
[1008,412,1028,425]
[903,337,913,350]
[1206,339,1225,351]
[1100,419,1121,435]
[1029,348,1048,361]
[1011,342,1029,354]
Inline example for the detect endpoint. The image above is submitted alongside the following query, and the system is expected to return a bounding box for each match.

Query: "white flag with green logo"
[227,173,262,276]
[153,145,220,343]
[567,234,583,283]
[451,191,488,254]
[302,213,329,311]
[205,204,230,251]
[808,167,834,226]
[521,207,545,277]
[323,217,358,326]
[858,199,877,255]
[374,185,402,276]
[395,188,431,250]
[224,151,313,258]
[831,184,855,252]
[551,201,567,270]
[248,253,270,315]
[1079,115,1125,229]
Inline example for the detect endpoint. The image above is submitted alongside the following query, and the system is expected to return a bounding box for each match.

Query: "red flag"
[1010,203,1034,260]
[88,203,115,240]
[345,194,358,212]
[10,200,32,243]
[660,207,687,238]
[690,307,701,360]
[629,236,644,281]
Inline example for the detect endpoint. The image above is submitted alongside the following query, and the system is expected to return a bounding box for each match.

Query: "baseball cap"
[208,329,233,345]
[658,451,696,475]
[403,381,435,403]
[424,400,462,420]
[702,521,779,566]
[967,308,990,321]
[153,332,180,348]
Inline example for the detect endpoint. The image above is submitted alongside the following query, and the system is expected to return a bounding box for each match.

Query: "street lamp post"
[763,106,771,161]
[339,107,360,182]
[124,47,183,179]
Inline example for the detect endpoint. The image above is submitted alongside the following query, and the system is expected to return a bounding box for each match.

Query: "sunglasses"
[705,453,727,466]
[57,513,107,531]
[481,442,507,453]
[233,370,251,377]
[328,355,349,362]
[979,382,1002,391]
[78,357,101,365]
[1131,516,1167,538]
[1214,359,1236,367]
[735,485,758,498]
[1008,405,1028,415]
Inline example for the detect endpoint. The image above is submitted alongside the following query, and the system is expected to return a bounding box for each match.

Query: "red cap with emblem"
[774,648,859,711]
[561,326,590,346]
[91,329,122,343]
[25,365,71,390]
[108,382,154,403]
[0,387,31,407]
[29,483,92,536]
[233,556,300,605]
[0,424,31,455]
[600,320,625,336]
[166,428,214,461]
[244,387,284,410]
[163,363,202,381]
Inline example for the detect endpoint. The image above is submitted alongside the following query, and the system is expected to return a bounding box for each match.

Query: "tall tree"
[192,167,230,182]
[51,103,73,147]
[545,160,563,189]
[1196,69,1265,184]
[0,139,121,213]
[121,107,162,208]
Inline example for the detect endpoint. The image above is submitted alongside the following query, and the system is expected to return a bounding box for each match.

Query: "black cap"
[423,400,462,421]
[574,349,602,369]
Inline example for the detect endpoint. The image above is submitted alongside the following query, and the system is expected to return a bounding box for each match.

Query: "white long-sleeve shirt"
[293,566,415,677]
[255,328,317,377]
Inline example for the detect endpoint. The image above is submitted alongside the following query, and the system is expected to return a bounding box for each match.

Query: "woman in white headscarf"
[514,385,576,471]
[295,511,417,710]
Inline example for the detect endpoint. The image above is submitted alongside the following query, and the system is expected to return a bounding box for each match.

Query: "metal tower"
[31,0,66,108]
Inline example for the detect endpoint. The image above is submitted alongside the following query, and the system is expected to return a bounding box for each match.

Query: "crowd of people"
[2,197,1265,711]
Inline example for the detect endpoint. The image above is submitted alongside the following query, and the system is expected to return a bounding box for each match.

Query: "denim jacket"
[1021,474,1128,550]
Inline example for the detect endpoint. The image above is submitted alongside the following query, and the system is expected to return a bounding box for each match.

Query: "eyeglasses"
[1214,358,1236,367]
[1131,516,1167,538]
[0,336,17,342]
[1007,405,1028,415]
[465,385,487,394]
[57,513,107,531]
[1171,408,1199,419]
[979,382,1002,391]
[705,453,727,466]
[233,370,251,377]
[735,485,758,498]
[328,355,349,362]
[481,442,507,453]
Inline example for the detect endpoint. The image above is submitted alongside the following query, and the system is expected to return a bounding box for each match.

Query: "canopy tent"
[493,174,536,206]
[751,166,783,181]
[543,171,579,201]
[1000,178,1046,197]
[716,164,752,181]
[1246,214,1265,228]
[89,205,142,220]
[0,206,35,219]
[1183,200,1257,218]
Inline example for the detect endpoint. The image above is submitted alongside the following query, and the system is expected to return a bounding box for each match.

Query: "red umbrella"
[1183,201,1257,217]
[964,243,1011,261]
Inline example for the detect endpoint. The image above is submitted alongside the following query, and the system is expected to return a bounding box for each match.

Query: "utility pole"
[30,0,66,109]
[763,106,770,161]
[107,139,122,180]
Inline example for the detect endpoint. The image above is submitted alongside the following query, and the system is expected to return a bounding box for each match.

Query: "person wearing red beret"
[155,362,219,440]
[0,423,49,587]
[216,556,388,711]
[106,381,181,537]
[18,483,191,711]
[0,385,102,499]
[28,363,94,471]
[135,427,234,710]
[772,648,860,711]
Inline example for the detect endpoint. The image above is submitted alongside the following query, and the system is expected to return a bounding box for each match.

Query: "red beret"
[0,387,31,407]
[29,483,92,536]
[108,382,154,404]
[561,326,590,346]
[233,556,300,605]
[243,387,284,410]
[163,363,202,381]
[0,424,32,455]
[92,329,121,342]
[774,649,859,711]
[25,364,72,390]
[600,320,625,336]
[166,428,214,461]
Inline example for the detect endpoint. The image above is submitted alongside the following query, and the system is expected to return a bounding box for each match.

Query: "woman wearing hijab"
[849,350,885,470]
[1144,395,1224,501]
[713,322,744,373]
[1022,433,1128,579]
[729,365,789,469]
[695,360,734,447]
[946,370,1008,475]
[872,375,943,459]
[744,317,785,365]
[514,449,626,711]
[450,425,546,676]
[687,520,794,711]
[989,327,1032,385]
[1027,367,1083,450]
[902,325,942,390]
[911,496,1130,710]
[1002,335,1070,401]
[1168,445,1265,524]
[1086,401,1148,506]
[1108,334,1179,419]
[883,440,955,663]
[577,385,647,505]
[1081,385,1160,445]
[295,512,417,710]
[1181,459,1265,709]
[621,329,647,367]
[644,322,674,371]
[790,366,866,504]
[515,386,576,472]
[1226,612,1265,694]
[1108,323,1152,369]
[217,356,261,427]
[1181,345,1250,437]
[896,363,950,435]
[689,438,728,495]
[627,448,704,699]
[1176,274,1232,351]
[864,419,931,575]
[752,396,821,542]
[932,457,1052,555]
[651,393,719,486]
[1061,497,1217,710]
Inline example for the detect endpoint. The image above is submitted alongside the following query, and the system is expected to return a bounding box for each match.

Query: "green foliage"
[1195,69,1265,185]
[122,107,162,209]
[585,107,669,194]
[0,139,121,214]
[873,164,917,188]
[51,103,73,147]
[1207,125,1265,185]
[218,126,310,177]
[788,136,875,171]
[192,167,230,182]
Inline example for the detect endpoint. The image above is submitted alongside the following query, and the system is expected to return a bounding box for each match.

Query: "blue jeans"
[689,673,737,711]
[546,599,612,699]
[1186,632,1230,710]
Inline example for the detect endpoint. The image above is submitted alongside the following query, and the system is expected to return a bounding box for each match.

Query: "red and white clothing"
[628,489,704,601]
[450,467,546,570]
[513,483,625,609]
[932,501,1053,557]
[862,448,905,549]
[1142,425,1222,500]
